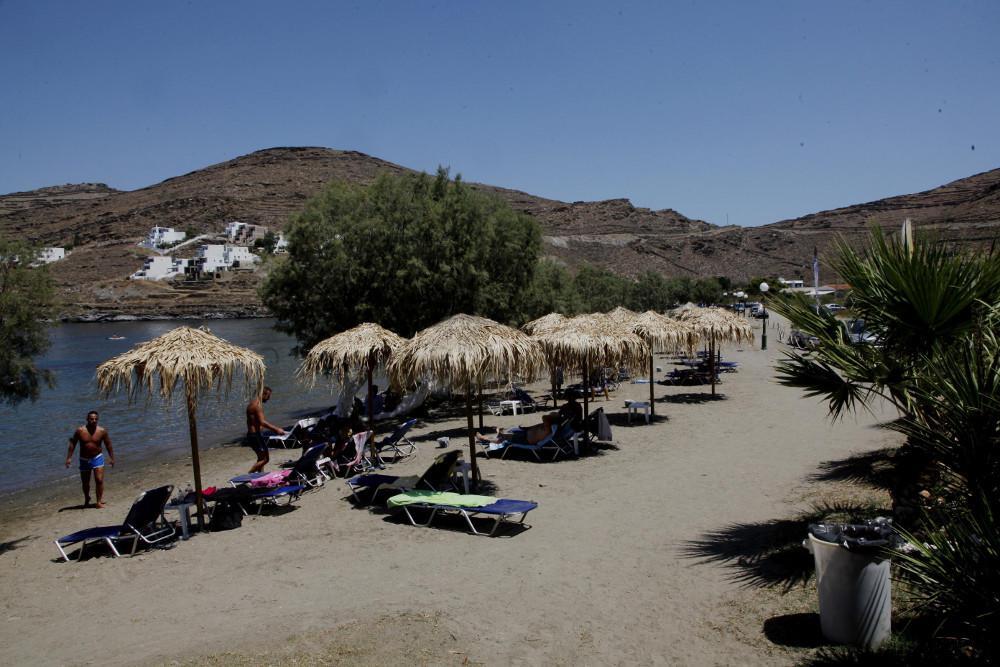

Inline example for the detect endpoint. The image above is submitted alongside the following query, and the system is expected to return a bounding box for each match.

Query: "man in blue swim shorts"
[65,410,115,508]
[245,386,285,474]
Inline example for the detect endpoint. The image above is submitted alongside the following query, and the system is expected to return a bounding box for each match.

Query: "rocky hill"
[1,146,998,319]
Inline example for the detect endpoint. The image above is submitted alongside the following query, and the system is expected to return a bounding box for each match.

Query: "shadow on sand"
[810,448,897,492]
[763,613,827,648]
[0,536,33,556]
[656,392,728,405]
[679,501,887,592]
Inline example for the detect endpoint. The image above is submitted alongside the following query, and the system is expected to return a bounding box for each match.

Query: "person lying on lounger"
[476,413,557,446]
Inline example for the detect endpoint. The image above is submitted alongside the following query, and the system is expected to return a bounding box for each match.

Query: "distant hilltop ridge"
[1,146,998,319]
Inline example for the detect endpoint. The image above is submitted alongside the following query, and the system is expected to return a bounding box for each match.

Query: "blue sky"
[1,1,997,226]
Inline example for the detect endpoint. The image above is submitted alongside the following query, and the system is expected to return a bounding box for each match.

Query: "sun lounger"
[345,449,462,504]
[54,485,176,561]
[229,443,328,489]
[266,417,319,449]
[204,483,305,516]
[500,424,561,461]
[387,491,537,536]
[375,418,418,464]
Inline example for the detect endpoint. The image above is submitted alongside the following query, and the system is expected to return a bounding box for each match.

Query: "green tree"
[629,271,673,312]
[520,258,581,320]
[0,236,57,404]
[254,231,278,255]
[571,264,632,312]
[261,169,542,348]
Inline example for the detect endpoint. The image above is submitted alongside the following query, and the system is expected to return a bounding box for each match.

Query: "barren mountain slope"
[1,147,998,318]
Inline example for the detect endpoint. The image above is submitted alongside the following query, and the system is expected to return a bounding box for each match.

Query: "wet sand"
[0,316,897,665]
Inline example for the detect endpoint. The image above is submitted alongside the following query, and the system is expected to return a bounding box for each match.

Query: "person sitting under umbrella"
[476,412,558,446]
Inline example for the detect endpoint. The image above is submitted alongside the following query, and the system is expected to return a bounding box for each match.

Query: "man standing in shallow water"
[65,410,115,508]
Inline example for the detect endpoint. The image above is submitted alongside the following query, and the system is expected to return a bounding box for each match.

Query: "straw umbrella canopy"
[388,314,545,482]
[630,310,690,416]
[96,326,265,528]
[298,322,406,462]
[532,314,648,430]
[674,306,754,396]
[605,306,640,326]
[521,312,567,335]
[521,312,568,406]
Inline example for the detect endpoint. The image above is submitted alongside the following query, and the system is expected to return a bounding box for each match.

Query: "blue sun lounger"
[54,485,176,561]
[387,491,537,536]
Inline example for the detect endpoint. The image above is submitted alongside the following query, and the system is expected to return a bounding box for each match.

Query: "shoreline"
[58,309,271,323]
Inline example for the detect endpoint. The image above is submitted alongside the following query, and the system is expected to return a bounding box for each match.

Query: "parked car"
[846,318,878,344]
[825,303,845,312]
[788,329,819,349]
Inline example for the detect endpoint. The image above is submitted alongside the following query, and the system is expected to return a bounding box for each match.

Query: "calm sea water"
[0,319,341,495]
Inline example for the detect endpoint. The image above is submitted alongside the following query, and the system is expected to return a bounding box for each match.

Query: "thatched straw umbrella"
[674,306,754,396]
[522,312,567,335]
[298,322,406,463]
[388,314,545,482]
[521,312,568,406]
[532,314,648,430]
[630,310,691,417]
[606,306,640,325]
[97,326,265,528]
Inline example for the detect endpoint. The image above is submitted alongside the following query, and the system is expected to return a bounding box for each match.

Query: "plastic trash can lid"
[808,518,897,553]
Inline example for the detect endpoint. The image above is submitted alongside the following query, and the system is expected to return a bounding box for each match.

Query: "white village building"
[130,256,176,280]
[224,221,267,245]
[190,244,260,276]
[139,227,186,250]
[35,247,66,264]
[131,244,259,281]
[778,277,804,289]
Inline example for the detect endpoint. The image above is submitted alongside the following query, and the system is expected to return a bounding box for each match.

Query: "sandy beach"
[0,316,898,666]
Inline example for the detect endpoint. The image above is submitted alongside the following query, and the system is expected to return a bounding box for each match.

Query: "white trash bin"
[805,524,893,649]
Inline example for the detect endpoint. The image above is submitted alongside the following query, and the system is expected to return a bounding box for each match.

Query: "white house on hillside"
[778,277,804,289]
[130,256,175,280]
[35,247,65,264]
[190,244,260,276]
[224,221,267,245]
[139,227,186,250]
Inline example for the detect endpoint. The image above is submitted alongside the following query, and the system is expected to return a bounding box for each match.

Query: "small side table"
[453,461,472,493]
[625,400,651,424]
[499,399,522,415]
[164,498,199,539]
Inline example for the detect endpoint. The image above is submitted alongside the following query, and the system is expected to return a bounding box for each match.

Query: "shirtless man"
[476,412,558,446]
[246,386,285,473]
[65,410,115,508]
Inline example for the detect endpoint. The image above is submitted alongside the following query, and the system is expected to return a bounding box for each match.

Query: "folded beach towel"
[387,491,497,508]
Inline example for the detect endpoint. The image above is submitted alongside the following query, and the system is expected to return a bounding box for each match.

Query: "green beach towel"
[387,490,496,508]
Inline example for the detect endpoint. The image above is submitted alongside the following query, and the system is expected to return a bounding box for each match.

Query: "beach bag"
[210,500,244,531]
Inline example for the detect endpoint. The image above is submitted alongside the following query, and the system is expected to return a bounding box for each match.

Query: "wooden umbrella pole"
[477,384,484,430]
[551,369,558,409]
[649,352,655,417]
[582,356,590,443]
[710,334,717,396]
[185,389,205,530]
[466,384,479,486]
[366,365,379,465]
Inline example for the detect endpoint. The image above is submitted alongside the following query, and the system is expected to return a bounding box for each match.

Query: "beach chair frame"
[54,485,176,561]
[397,499,537,537]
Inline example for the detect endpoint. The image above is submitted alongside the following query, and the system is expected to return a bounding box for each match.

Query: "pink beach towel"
[250,469,293,488]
